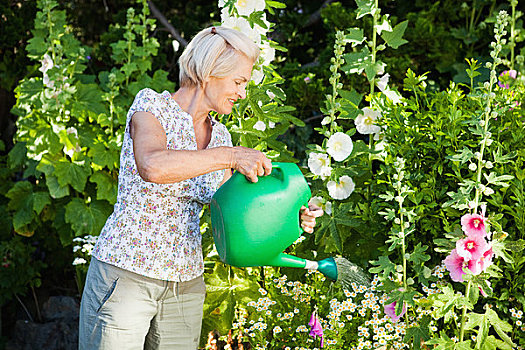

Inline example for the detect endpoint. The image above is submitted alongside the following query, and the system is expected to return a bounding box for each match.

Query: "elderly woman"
[79,26,322,349]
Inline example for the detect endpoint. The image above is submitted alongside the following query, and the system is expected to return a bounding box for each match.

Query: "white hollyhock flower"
[377,73,390,92]
[320,166,332,180]
[234,0,266,16]
[325,201,332,215]
[326,132,353,162]
[260,41,276,66]
[308,153,330,176]
[222,15,261,44]
[355,107,381,134]
[268,121,276,128]
[309,196,324,208]
[383,89,402,104]
[253,121,266,131]
[39,53,54,74]
[251,67,264,84]
[327,176,355,200]
[43,73,55,88]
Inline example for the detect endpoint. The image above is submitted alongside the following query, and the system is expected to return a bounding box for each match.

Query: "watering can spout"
[266,253,307,269]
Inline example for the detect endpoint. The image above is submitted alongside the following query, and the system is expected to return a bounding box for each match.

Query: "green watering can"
[210,162,339,281]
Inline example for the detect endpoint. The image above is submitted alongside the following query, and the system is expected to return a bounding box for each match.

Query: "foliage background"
[0,0,524,348]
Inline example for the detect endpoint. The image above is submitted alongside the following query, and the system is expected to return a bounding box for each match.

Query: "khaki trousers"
[79,258,205,350]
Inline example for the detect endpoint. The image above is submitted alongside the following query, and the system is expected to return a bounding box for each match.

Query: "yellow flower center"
[467,242,474,250]
[364,116,374,125]
[237,0,247,7]
[473,219,481,228]
[333,142,342,152]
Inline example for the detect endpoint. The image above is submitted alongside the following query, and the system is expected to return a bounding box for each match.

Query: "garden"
[0,0,524,349]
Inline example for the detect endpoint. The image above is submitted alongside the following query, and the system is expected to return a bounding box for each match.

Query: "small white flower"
[266,90,276,99]
[327,175,355,200]
[39,53,54,74]
[73,257,87,266]
[268,121,276,128]
[327,132,353,162]
[383,89,402,104]
[234,0,265,16]
[355,108,381,134]
[308,153,330,176]
[483,187,494,196]
[254,120,266,131]
[43,73,55,88]
[172,40,180,52]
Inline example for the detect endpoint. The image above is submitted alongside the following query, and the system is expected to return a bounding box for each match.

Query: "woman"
[79,26,322,349]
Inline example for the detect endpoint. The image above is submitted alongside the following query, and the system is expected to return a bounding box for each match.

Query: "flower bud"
[469,163,477,171]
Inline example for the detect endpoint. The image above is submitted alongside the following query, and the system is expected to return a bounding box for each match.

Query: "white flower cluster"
[308,132,355,200]
[72,235,98,266]
[219,0,275,84]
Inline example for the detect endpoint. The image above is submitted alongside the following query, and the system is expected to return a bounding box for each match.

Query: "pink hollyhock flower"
[456,234,489,261]
[308,311,324,347]
[384,301,406,322]
[444,249,468,282]
[468,245,494,275]
[460,213,487,237]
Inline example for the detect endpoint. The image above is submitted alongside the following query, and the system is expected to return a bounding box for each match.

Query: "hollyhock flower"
[325,201,332,215]
[468,245,494,275]
[308,311,324,347]
[355,107,381,134]
[39,53,54,74]
[460,213,487,237]
[498,69,517,89]
[222,15,261,44]
[309,196,323,208]
[259,40,275,66]
[253,121,266,131]
[234,0,266,16]
[327,176,355,200]
[456,234,488,261]
[326,132,353,161]
[384,301,406,322]
[251,67,264,84]
[444,249,467,282]
[377,73,390,92]
[308,153,330,176]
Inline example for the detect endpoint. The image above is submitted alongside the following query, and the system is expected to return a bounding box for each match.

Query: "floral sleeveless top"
[92,88,232,282]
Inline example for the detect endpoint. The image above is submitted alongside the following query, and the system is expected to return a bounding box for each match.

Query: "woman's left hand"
[300,204,324,233]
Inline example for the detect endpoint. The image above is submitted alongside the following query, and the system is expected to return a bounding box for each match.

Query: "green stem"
[459,280,472,342]
[370,0,379,95]
[510,1,516,70]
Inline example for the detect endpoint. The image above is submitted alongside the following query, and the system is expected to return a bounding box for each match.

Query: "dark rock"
[42,296,79,322]
[6,296,79,350]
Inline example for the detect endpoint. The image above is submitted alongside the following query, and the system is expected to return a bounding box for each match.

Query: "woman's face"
[204,54,254,115]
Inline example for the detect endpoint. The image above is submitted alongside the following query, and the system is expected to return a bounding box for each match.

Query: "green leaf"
[90,172,118,204]
[65,198,112,236]
[54,160,91,192]
[267,0,286,8]
[381,20,409,49]
[8,142,27,169]
[486,308,515,347]
[369,255,396,278]
[6,181,35,231]
[46,174,70,199]
[32,192,51,215]
[404,315,431,350]
[355,0,374,19]
[408,243,431,265]
[345,28,365,47]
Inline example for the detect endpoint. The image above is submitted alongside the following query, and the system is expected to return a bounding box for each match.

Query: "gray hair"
[178,26,260,87]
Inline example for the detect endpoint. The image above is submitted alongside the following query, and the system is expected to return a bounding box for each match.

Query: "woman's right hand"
[230,146,272,183]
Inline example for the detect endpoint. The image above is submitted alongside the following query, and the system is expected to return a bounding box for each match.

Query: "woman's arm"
[131,111,271,184]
